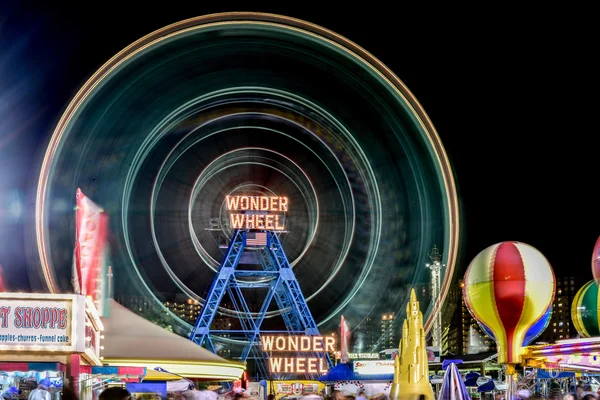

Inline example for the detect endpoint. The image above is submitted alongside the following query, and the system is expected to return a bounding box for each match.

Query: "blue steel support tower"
[189,229,331,379]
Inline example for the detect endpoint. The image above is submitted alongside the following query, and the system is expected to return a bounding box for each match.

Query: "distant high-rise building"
[115,294,159,315]
[539,276,588,343]
[353,316,379,353]
[441,283,462,356]
[164,293,202,323]
[381,312,396,350]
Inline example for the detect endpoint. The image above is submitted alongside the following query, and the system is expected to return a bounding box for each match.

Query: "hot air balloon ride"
[572,280,600,338]
[463,241,555,398]
[592,236,600,285]
[479,305,553,346]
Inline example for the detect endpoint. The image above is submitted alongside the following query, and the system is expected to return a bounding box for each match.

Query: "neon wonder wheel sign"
[261,335,335,374]
[226,195,288,230]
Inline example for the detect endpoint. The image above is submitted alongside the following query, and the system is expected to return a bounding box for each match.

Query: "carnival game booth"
[99,300,245,382]
[0,293,104,400]
[268,380,325,400]
[319,361,394,398]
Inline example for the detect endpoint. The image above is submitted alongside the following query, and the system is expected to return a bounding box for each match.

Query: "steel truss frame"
[189,230,331,379]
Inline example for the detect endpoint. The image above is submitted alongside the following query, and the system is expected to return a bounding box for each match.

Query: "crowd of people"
[6,384,600,400]
[490,382,600,400]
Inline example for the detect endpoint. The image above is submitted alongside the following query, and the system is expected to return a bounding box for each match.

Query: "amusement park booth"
[99,300,246,381]
[319,361,395,397]
[268,380,325,400]
[0,292,104,400]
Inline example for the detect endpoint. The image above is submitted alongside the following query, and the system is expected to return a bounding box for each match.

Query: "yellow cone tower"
[389,289,435,400]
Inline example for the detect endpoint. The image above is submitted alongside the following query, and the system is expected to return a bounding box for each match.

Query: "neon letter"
[325,336,335,352]
[226,196,239,210]
[269,358,282,372]
[230,214,244,229]
[275,336,286,351]
[261,336,275,351]
[280,197,288,211]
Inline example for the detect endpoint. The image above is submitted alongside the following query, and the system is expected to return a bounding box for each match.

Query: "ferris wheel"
[33,13,459,335]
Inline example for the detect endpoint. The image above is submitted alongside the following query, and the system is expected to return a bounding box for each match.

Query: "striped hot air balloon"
[592,236,600,284]
[479,305,553,346]
[571,280,600,337]
[463,241,555,366]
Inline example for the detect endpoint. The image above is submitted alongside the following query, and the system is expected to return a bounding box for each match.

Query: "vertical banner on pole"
[340,315,351,363]
[72,188,111,316]
[0,264,7,292]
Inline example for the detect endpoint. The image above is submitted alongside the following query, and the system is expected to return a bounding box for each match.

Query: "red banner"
[0,264,6,292]
[341,315,351,363]
[72,189,109,314]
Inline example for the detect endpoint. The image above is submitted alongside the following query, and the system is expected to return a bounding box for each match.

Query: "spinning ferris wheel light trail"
[34,13,460,374]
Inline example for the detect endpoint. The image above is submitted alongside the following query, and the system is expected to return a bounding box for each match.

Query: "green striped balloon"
[572,280,600,337]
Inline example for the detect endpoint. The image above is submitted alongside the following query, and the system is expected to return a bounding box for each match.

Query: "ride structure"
[189,228,331,379]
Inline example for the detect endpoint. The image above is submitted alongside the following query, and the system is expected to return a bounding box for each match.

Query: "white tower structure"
[426,245,445,347]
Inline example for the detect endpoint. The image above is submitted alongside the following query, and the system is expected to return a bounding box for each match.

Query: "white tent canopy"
[99,300,245,380]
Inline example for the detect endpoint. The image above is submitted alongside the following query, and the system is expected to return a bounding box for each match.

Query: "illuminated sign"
[82,296,104,366]
[275,382,321,396]
[347,353,379,359]
[261,335,334,374]
[226,195,288,231]
[0,293,85,353]
[353,360,395,375]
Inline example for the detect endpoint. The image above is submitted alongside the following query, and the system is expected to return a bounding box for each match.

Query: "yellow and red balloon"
[463,241,555,365]
[592,236,600,284]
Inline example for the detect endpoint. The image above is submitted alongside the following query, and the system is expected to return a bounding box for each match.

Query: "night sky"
[0,3,594,291]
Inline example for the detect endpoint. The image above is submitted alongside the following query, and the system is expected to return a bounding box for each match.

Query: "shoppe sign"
[353,360,395,375]
[0,293,86,353]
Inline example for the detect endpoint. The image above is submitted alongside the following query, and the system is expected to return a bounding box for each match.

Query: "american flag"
[246,232,267,246]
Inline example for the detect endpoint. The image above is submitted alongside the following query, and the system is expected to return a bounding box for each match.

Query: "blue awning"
[537,370,575,379]
[319,363,393,382]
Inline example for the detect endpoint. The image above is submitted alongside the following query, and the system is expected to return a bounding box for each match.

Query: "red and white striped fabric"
[72,188,109,314]
[340,315,351,363]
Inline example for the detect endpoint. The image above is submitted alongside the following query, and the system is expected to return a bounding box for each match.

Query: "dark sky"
[0,2,594,291]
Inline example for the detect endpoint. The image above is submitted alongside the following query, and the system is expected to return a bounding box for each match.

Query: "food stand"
[319,361,394,398]
[0,292,103,400]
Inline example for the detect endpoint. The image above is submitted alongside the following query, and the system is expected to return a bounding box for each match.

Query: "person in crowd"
[582,394,599,400]
[577,384,586,399]
[2,387,19,400]
[549,380,563,399]
[332,391,344,400]
[563,394,576,400]
[355,391,366,400]
[581,385,598,400]
[99,387,131,400]
[28,379,51,400]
